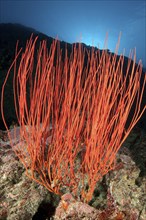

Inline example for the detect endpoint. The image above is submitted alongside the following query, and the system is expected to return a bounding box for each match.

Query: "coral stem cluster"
[1,36,146,202]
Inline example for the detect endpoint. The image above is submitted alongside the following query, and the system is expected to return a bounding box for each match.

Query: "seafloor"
[0,126,146,220]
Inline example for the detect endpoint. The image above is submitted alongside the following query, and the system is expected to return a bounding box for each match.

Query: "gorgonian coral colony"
[1,36,146,202]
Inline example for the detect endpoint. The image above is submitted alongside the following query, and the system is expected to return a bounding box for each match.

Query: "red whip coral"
[1,35,146,202]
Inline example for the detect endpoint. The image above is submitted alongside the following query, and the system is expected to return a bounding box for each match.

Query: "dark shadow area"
[32,200,58,220]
